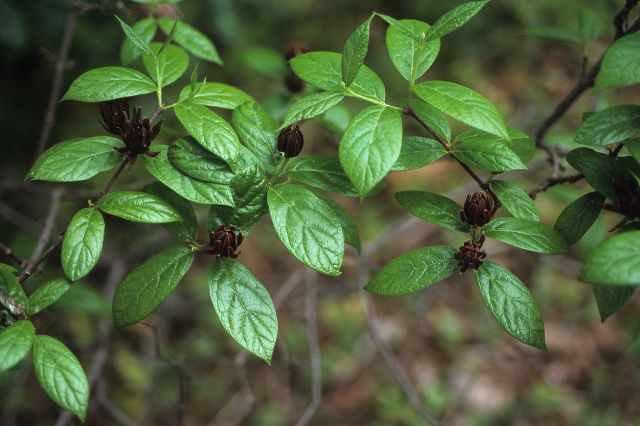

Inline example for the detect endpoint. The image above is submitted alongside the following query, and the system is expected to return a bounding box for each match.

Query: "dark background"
[1,0,640,425]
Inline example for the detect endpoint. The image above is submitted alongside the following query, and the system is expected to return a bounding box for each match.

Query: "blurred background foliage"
[1,0,640,425]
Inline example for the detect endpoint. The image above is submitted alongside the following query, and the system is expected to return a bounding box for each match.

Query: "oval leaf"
[168,137,234,184]
[98,191,181,223]
[580,231,640,285]
[392,136,447,171]
[113,246,195,327]
[158,18,222,64]
[339,105,402,198]
[287,155,358,197]
[386,19,440,82]
[143,42,189,87]
[142,145,235,206]
[366,246,458,296]
[145,181,199,243]
[179,82,254,109]
[473,261,547,350]
[596,32,640,89]
[593,285,636,322]
[0,320,35,372]
[61,67,156,102]
[394,191,467,232]
[27,279,71,316]
[27,137,124,182]
[489,180,539,221]
[209,259,277,363]
[33,335,89,421]
[282,91,345,127]
[267,184,344,276]
[175,102,241,169]
[484,217,569,254]
[62,208,105,281]
[574,105,640,147]
[120,18,156,65]
[342,14,373,86]
[232,101,280,172]
[413,80,509,139]
[553,192,604,245]
[425,0,490,42]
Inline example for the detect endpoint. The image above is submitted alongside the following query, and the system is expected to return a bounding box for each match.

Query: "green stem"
[269,157,290,185]
[344,87,402,110]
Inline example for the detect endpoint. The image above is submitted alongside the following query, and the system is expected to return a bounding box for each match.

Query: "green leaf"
[267,184,344,276]
[566,148,631,201]
[97,191,181,223]
[157,18,222,64]
[596,32,640,89]
[626,138,640,163]
[313,192,361,252]
[339,105,402,198]
[473,261,546,350]
[525,26,581,43]
[451,137,525,172]
[574,105,640,146]
[282,92,345,127]
[142,145,235,206]
[425,0,490,42]
[484,217,569,254]
[142,42,189,87]
[232,101,280,173]
[365,246,458,296]
[413,80,509,139]
[409,98,452,142]
[27,279,70,316]
[287,155,358,197]
[27,137,124,182]
[32,335,89,421]
[454,128,534,164]
[113,246,195,327]
[145,181,199,243]
[240,46,287,77]
[167,137,234,184]
[120,18,156,65]
[175,102,241,169]
[61,67,156,102]
[489,180,539,221]
[392,137,447,171]
[209,259,277,363]
[342,14,373,86]
[61,208,105,282]
[593,285,636,322]
[208,166,268,235]
[553,192,604,245]
[394,191,468,232]
[290,51,386,102]
[386,19,441,83]
[580,231,640,285]
[115,15,154,58]
[179,82,254,109]
[0,321,35,372]
[375,13,421,41]
[0,268,28,315]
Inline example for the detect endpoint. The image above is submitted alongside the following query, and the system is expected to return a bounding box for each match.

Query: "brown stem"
[95,157,131,203]
[149,105,166,124]
[0,242,26,268]
[528,173,584,198]
[403,106,489,191]
[33,7,78,161]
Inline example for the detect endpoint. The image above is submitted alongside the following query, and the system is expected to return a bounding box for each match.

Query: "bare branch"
[295,270,322,426]
[33,6,78,160]
[0,242,26,268]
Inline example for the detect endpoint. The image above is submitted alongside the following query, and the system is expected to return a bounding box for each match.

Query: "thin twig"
[96,157,131,202]
[33,6,78,160]
[404,106,488,191]
[18,188,63,283]
[96,383,138,426]
[295,270,322,426]
[528,173,584,198]
[0,242,26,268]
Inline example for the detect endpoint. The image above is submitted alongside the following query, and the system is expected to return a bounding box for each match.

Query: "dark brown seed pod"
[454,235,487,272]
[208,225,243,258]
[460,191,496,227]
[277,125,304,158]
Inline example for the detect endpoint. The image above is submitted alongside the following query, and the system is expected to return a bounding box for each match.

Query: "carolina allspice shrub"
[2,0,640,422]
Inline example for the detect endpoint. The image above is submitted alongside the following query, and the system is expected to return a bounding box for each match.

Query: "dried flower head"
[114,107,161,159]
[454,236,487,272]
[208,225,243,258]
[99,98,130,135]
[277,125,304,158]
[460,191,496,227]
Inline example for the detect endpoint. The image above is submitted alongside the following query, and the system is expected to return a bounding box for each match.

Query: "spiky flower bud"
[454,236,487,272]
[99,99,130,135]
[208,225,243,258]
[460,191,496,227]
[277,125,304,158]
